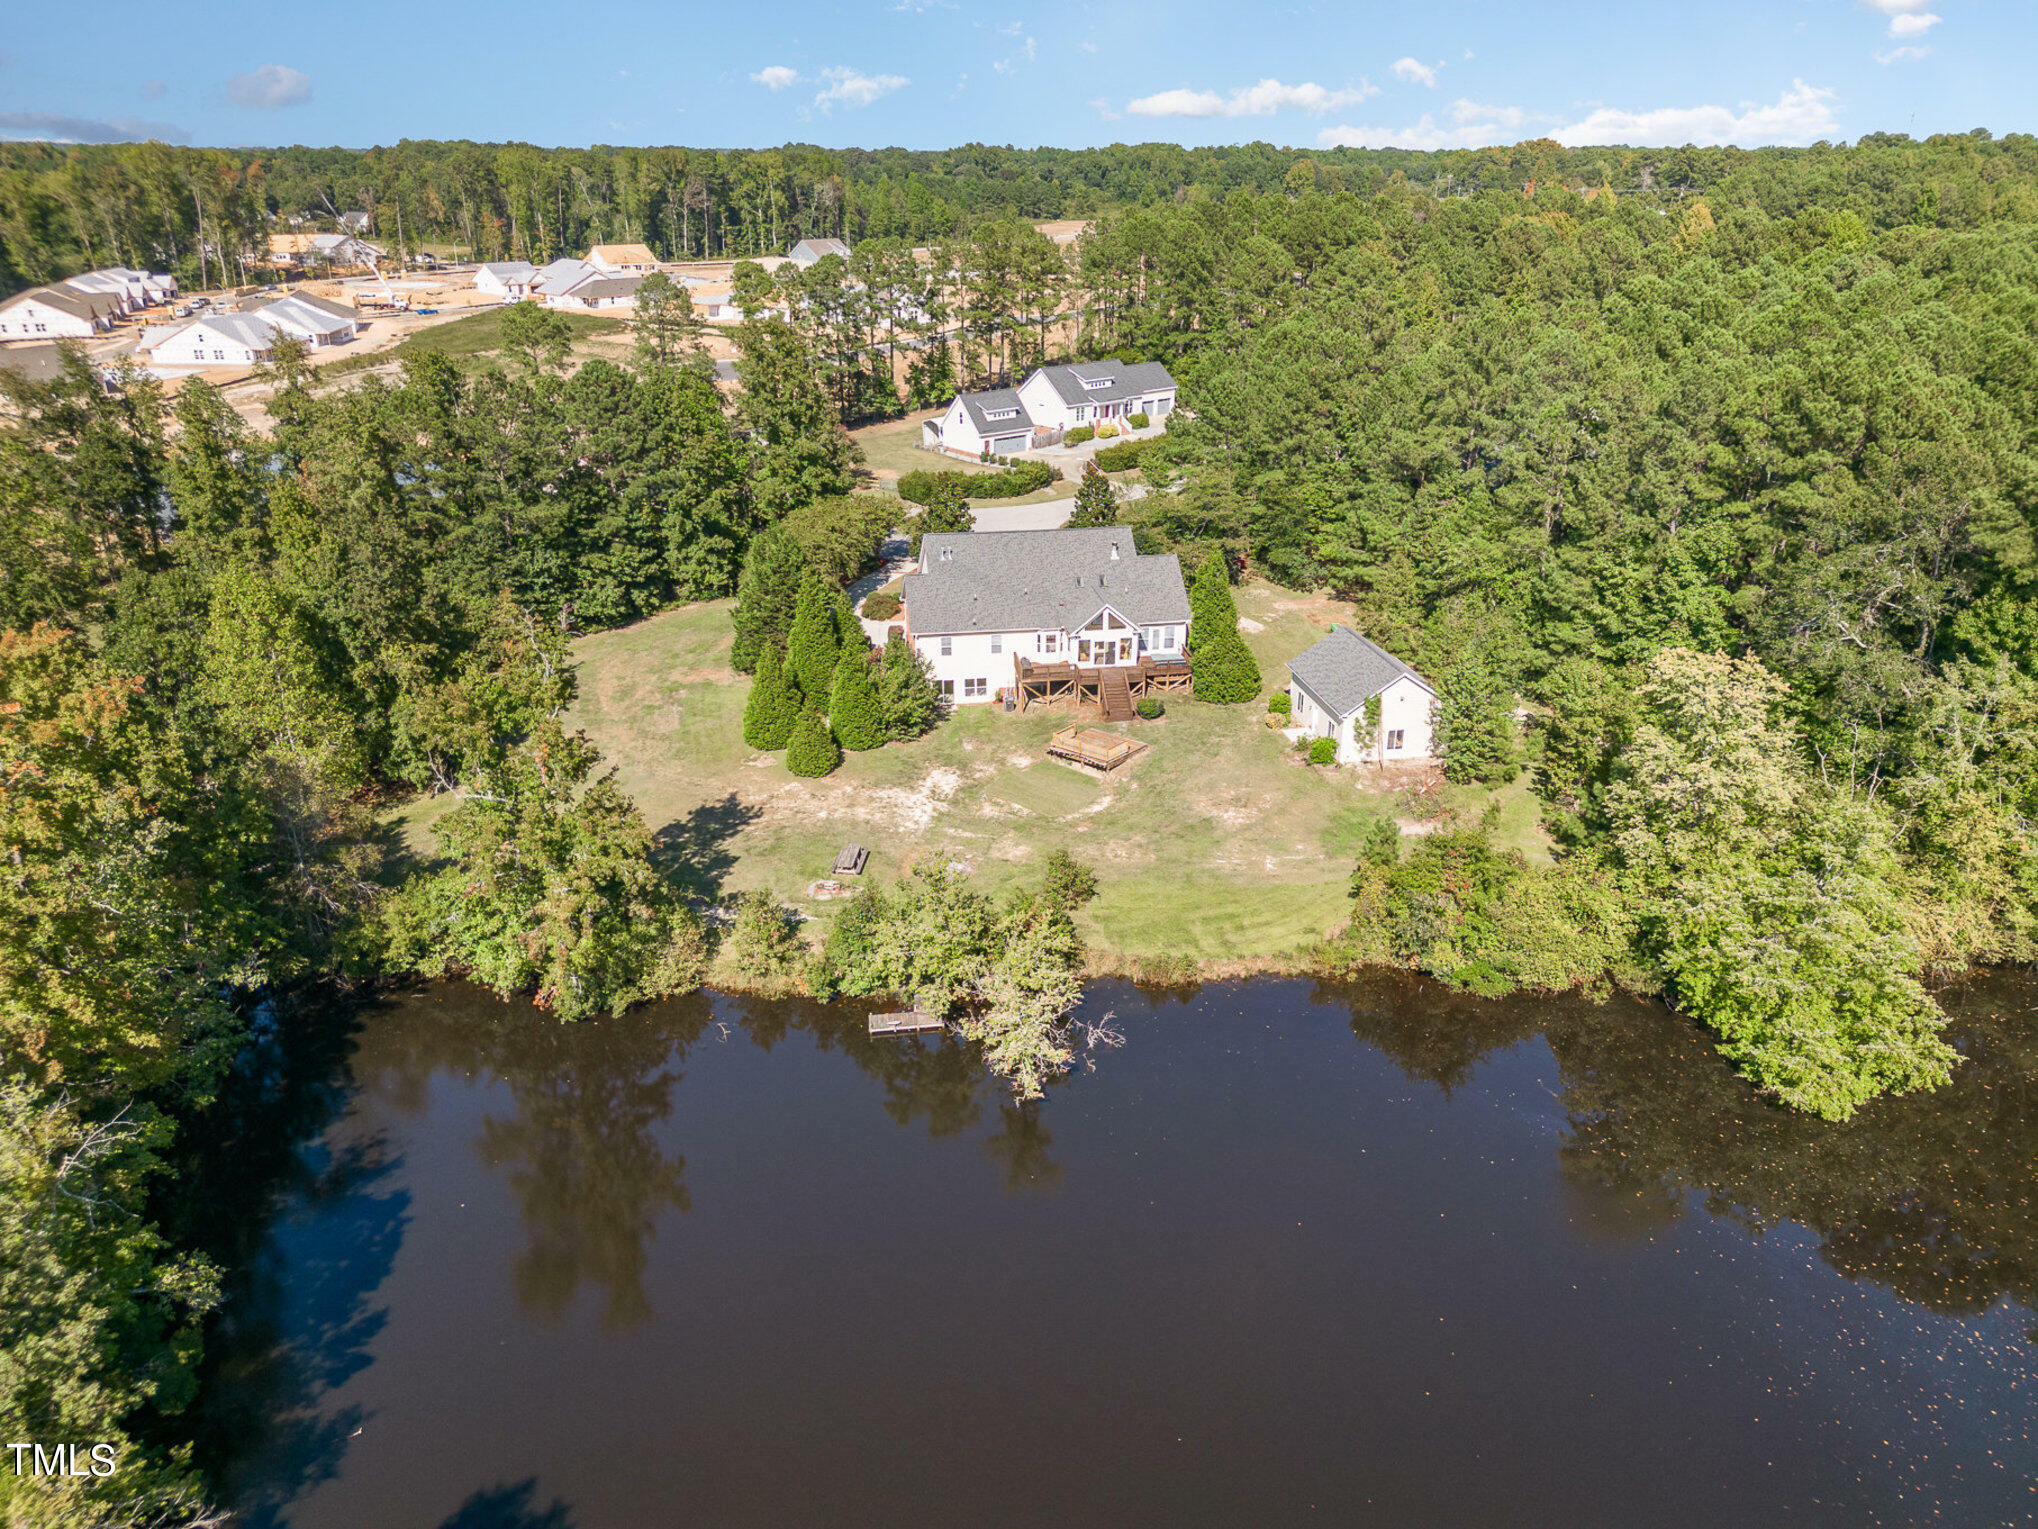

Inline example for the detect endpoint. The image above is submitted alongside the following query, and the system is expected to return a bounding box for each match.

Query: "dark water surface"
[194,976,2038,1527]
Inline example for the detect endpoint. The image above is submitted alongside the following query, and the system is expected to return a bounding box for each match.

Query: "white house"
[533,258,599,299]
[69,267,176,308]
[1286,625,1437,766]
[248,292,359,346]
[923,359,1178,456]
[900,527,1191,705]
[586,243,658,274]
[0,285,119,341]
[787,237,851,268]
[142,313,282,369]
[548,274,642,310]
[270,232,383,269]
[474,261,536,299]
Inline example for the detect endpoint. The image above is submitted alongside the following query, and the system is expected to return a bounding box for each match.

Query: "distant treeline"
[2,129,2035,294]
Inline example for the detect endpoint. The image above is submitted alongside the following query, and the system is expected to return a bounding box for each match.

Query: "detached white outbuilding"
[1286,625,1436,766]
[474,261,536,299]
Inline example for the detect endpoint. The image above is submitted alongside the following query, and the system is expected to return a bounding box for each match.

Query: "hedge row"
[1092,438,1152,472]
[898,460,1060,505]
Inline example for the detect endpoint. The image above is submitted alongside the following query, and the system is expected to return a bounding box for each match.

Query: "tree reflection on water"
[1326,968,2038,1320]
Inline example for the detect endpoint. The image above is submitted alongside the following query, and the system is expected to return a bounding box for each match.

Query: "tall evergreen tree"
[1187,552,1261,704]
[785,574,840,701]
[1065,459,1118,528]
[729,526,807,674]
[878,631,942,739]
[743,639,799,750]
[1435,651,1520,785]
[829,647,886,751]
[909,478,974,556]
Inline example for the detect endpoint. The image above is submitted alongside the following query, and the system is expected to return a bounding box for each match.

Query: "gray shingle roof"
[955,387,1033,437]
[9,285,113,323]
[791,237,851,261]
[903,528,1190,636]
[567,275,644,301]
[254,291,357,325]
[1033,358,1176,407]
[1286,625,1433,718]
[480,261,535,281]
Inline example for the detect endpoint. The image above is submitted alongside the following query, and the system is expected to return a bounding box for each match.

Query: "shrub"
[878,631,942,739]
[1188,551,1262,704]
[1136,697,1163,720]
[725,890,806,979]
[1128,411,1150,429]
[1065,425,1095,445]
[898,460,1058,506]
[1309,736,1338,766]
[1268,692,1291,717]
[786,707,841,777]
[1095,421,1120,438]
[862,591,901,621]
[1093,438,1150,472]
[785,575,840,703]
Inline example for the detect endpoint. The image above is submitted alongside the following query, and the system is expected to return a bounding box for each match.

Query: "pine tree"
[742,640,799,750]
[730,527,808,674]
[786,573,840,701]
[1188,552,1261,704]
[786,706,842,777]
[1435,651,1520,784]
[833,587,871,656]
[1065,459,1117,528]
[829,648,886,751]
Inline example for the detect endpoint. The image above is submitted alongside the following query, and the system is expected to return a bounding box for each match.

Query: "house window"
[1082,377,1112,390]
[1037,633,1058,654]
[985,408,1018,420]
[964,677,987,699]
[989,636,1002,654]
[939,636,953,656]
[1161,628,1177,651]
[1386,729,1405,751]
[937,679,956,698]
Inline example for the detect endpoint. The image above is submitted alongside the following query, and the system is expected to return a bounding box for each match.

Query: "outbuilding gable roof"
[479,261,536,281]
[251,293,357,333]
[4,285,113,322]
[902,528,1190,636]
[790,237,851,261]
[588,242,658,266]
[565,275,644,301]
[1286,625,1433,719]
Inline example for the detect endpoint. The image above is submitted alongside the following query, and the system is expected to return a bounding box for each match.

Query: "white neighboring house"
[248,292,360,346]
[900,527,1191,704]
[271,232,384,269]
[786,237,851,268]
[142,313,283,369]
[585,243,658,274]
[474,261,536,299]
[533,258,599,299]
[923,359,1178,456]
[0,285,119,340]
[1286,625,1437,766]
[69,267,177,308]
[548,274,642,311]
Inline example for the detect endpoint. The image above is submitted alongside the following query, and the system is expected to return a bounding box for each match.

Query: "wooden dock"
[868,1010,945,1037]
[1047,726,1146,773]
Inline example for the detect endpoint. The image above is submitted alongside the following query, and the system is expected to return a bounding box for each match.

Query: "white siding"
[1288,673,1435,765]
[0,297,99,339]
[913,630,1011,704]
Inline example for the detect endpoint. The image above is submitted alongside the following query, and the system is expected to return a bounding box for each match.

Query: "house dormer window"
[985,408,1018,420]
[1081,378,1112,390]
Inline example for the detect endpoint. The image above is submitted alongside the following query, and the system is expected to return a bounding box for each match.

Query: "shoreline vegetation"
[6,131,2038,1523]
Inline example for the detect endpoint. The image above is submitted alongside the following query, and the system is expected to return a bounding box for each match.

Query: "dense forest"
[4,128,2038,1521]
[4,129,2034,290]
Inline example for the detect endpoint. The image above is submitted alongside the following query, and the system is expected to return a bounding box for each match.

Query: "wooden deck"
[1047,726,1147,773]
[869,1010,945,1036]
[1013,654,1193,714]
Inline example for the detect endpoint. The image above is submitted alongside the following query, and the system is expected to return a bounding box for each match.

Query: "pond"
[190,976,2038,1526]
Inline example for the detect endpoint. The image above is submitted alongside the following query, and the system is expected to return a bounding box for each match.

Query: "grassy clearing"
[852,412,1003,481]
[494,579,1535,970]
[384,576,1552,970]
[321,307,629,380]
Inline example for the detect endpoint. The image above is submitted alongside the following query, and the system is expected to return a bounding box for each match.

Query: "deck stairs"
[1099,668,1135,722]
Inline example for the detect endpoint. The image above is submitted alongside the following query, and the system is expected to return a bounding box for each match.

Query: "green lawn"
[852,412,1005,481]
[453,579,1545,976]
[398,307,626,363]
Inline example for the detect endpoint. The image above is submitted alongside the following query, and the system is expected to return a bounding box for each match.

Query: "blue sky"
[0,0,2028,151]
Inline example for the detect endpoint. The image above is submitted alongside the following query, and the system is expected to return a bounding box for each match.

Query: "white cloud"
[751,65,800,90]
[1091,97,1122,122]
[1549,79,1838,146]
[1391,57,1438,88]
[1125,78,1378,118]
[812,67,908,110]
[1318,80,1840,152]
[993,34,1038,74]
[1079,40,1099,54]
[1886,11,1939,37]
[1876,43,1931,63]
[225,64,312,109]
